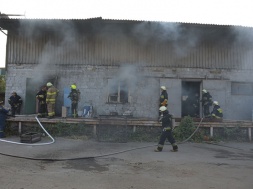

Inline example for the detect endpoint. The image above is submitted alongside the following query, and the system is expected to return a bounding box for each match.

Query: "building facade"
[1,18,253,120]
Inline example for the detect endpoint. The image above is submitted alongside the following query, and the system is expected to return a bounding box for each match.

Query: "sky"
[1,0,253,68]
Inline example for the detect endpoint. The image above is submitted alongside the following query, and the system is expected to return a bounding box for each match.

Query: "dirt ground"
[0,137,252,189]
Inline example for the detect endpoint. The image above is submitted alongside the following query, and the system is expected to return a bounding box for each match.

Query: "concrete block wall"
[5,64,253,121]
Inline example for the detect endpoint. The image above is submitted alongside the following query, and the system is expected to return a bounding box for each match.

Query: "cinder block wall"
[5,64,253,121]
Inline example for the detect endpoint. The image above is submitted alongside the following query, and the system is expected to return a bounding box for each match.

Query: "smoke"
[231,26,253,70]
[18,20,81,86]
[232,26,253,44]
[131,22,201,57]
[131,22,182,43]
[112,64,141,92]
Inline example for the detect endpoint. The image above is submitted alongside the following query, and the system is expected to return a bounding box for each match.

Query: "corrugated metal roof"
[1,17,253,30]
[2,18,253,70]
[1,16,252,27]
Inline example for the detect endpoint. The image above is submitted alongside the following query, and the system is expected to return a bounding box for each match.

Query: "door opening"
[181,81,200,117]
[24,77,58,114]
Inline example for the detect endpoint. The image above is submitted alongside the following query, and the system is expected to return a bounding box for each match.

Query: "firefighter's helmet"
[213,101,219,105]
[159,106,167,112]
[71,84,77,89]
[161,86,166,90]
[202,89,207,93]
[46,82,53,87]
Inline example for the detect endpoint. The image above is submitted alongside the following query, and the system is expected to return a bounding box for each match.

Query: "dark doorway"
[24,77,58,114]
[181,81,200,117]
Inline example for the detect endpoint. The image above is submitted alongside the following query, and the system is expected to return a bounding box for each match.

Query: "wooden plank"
[7,116,253,128]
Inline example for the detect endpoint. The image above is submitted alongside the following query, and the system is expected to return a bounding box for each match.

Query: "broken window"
[108,79,128,103]
[231,82,253,95]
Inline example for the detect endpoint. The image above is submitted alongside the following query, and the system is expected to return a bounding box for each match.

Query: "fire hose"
[0,117,242,161]
[0,117,55,145]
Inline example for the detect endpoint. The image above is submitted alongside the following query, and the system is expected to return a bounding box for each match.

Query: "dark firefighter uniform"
[68,84,80,118]
[211,101,223,119]
[159,86,168,117]
[155,106,178,152]
[187,93,200,117]
[36,86,47,118]
[200,89,212,118]
[46,82,59,118]
[0,101,10,138]
[8,91,22,117]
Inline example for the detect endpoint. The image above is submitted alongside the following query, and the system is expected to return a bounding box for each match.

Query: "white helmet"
[202,89,207,93]
[159,106,167,112]
[46,82,53,87]
[213,101,219,105]
[161,86,166,90]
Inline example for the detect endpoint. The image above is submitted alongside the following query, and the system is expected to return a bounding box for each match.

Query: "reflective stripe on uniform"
[172,143,177,146]
[47,92,57,95]
[158,144,164,148]
[46,98,55,102]
[48,112,55,116]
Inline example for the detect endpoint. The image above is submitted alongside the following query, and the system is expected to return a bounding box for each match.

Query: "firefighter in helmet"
[68,84,80,118]
[155,106,178,152]
[8,91,22,117]
[36,85,47,118]
[200,89,213,118]
[211,101,223,119]
[159,86,168,117]
[46,82,59,119]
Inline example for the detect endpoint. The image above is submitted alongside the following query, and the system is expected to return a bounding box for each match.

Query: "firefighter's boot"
[154,145,163,152]
[171,144,178,152]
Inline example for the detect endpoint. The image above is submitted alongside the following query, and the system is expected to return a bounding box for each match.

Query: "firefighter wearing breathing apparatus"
[155,106,178,152]
[211,101,223,119]
[46,82,59,119]
[68,84,80,118]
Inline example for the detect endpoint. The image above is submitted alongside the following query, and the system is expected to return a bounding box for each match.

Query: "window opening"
[108,79,128,103]
[231,82,253,95]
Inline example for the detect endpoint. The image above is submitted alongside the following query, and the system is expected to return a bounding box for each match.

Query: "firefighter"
[0,101,10,138]
[36,85,47,118]
[211,101,223,119]
[155,106,178,152]
[200,89,213,118]
[67,84,80,118]
[46,82,59,119]
[188,92,200,117]
[159,86,168,117]
[8,91,22,117]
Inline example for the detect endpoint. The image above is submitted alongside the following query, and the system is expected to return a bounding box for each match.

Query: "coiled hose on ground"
[0,117,243,161]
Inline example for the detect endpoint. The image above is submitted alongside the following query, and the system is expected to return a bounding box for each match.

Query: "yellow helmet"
[46,82,53,87]
[71,84,77,89]
[159,106,167,112]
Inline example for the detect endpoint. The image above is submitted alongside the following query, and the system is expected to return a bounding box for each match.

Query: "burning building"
[0,17,253,120]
